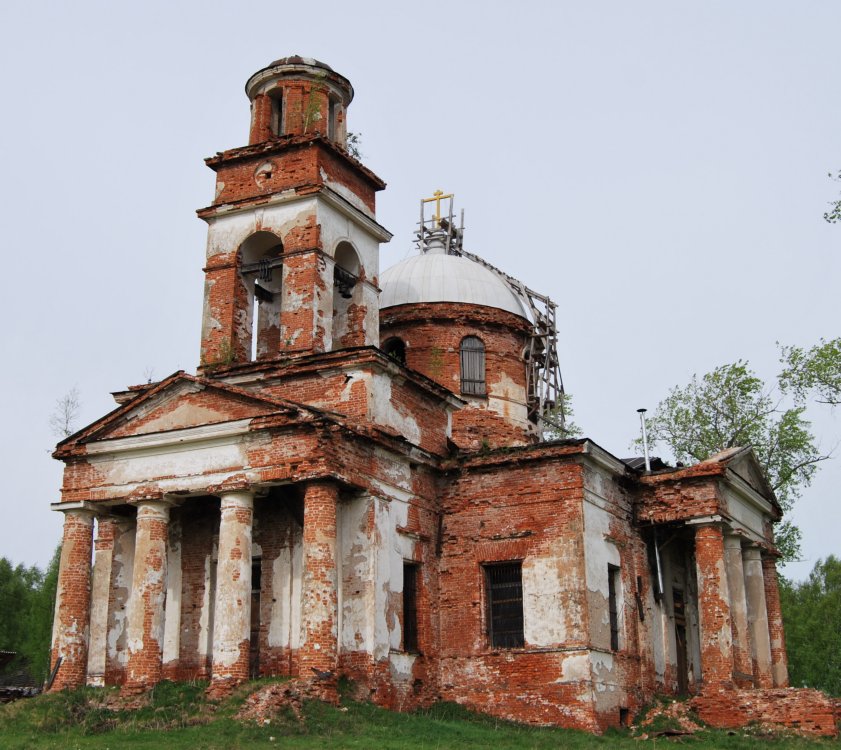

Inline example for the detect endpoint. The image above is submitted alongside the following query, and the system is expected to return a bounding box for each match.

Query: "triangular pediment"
[59,373,300,447]
[706,446,776,501]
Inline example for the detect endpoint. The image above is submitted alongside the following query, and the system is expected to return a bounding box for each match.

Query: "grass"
[0,680,836,749]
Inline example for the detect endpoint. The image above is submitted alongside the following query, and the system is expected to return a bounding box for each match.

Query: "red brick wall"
[381,302,533,450]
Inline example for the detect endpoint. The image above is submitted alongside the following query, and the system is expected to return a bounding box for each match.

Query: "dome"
[379,253,528,319]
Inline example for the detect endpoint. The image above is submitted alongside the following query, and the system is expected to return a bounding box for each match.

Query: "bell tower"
[197,56,391,369]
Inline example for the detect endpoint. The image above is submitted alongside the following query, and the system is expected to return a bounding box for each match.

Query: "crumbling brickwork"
[48,55,834,738]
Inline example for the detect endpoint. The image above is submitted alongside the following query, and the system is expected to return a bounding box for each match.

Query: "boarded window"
[403,563,419,652]
[485,562,524,648]
[608,564,621,651]
[460,336,486,396]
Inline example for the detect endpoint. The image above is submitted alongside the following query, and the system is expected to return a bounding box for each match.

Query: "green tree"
[0,546,60,683]
[780,337,841,407]
[542,392,583,441]
[641,361,828,561]
[780,555,841,695]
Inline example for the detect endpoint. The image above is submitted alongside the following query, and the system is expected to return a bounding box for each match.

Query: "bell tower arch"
[198,56,391,370]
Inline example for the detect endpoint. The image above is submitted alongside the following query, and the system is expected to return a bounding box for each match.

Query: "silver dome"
[379,253,528,319]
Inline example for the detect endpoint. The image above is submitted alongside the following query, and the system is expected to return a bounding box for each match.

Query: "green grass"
[0,680,836,749]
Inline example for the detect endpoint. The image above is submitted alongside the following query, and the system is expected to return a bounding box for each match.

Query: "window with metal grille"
[484,562,524,648]
[460,336,486,396]
[608,564,621,651]
[403,563,419,652]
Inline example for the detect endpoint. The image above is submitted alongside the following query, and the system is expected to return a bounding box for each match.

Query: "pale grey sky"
[0,1,838,581]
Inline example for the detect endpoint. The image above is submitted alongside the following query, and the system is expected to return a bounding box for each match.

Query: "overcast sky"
[0,1,838,581]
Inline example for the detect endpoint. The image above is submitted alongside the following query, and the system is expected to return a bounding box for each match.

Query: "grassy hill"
[0,679,835,749]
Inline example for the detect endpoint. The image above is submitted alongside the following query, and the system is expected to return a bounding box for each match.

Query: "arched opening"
[460,336,486,396]
[239,231,283,361]
[269,90,284,136]
[332,241,362,349]
[382,337,406,366]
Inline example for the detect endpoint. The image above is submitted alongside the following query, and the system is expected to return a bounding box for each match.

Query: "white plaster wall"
[523,555,567,647]
[338,494,376,654]
[107,522,135,668]
[367,372,421,445]
[205,199,319,262]
[583,493,621,650]
[267,524,303,650]
[162,517,182,666]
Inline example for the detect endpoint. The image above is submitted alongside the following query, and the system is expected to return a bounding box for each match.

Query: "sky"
[0,1,838,581]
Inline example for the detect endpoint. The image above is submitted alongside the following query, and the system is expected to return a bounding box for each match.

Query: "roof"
[379,252,528,319]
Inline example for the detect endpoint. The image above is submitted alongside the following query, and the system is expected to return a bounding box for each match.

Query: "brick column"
[249,93,273,144]
[743,546,773,687]
[723,534,753,686]
[761,553,789,687]
[50,508,95,691]
[86,517,117,686]
[300,481,339,692]
[210,489,254,693]
[124,500,171,692]
[694,523,734,687]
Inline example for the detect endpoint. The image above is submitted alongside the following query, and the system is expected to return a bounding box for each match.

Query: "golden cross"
[422,189,454,224]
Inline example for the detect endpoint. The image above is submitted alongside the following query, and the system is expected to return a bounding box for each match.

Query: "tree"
[824,170,841,224]
[49,387,81,439]
[780,555,841,695]
[0,547,60,684]
[542,392,583,441]
[641,361,828,561]
[779,337,841,407]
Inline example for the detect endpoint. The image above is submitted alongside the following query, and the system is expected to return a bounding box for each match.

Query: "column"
[299,481,339,688]
[762,553,789,687]
[86,517,117,686]
[210,489,254,692]
[743,546,773,687]
[50,508,95,691]
[124,499,171,692]
[723,534,753,686]
[693,523,734,688]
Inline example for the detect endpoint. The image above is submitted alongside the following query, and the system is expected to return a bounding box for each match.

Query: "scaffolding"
[416,193,565,436]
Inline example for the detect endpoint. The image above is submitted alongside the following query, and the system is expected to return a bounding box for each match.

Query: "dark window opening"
[383,337,407,365]
[250,558,262,679]
[403,562,419,652]
[608,564,621,651]
[460,336,486,396]
[271,93,284,136]
[485,562,524,648]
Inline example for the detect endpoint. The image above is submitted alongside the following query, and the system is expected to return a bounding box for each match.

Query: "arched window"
[332,241,361,349]
[383,337,406,365]
[460,336,486,396]
[239,232,283,361]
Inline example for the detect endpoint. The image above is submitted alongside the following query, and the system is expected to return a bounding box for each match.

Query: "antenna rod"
[637,408,651,472]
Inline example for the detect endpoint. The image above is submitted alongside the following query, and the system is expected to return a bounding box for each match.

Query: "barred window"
[403,562,419,652]
[460,336,486,396]
[484,562,524,648]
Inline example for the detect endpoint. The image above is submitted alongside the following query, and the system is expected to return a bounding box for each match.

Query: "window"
[271,92,284,135]
[383,337,406,365]
[484,562,524,648]
[402,563,419,652]
[608,564,621,651]
[460,336,486,396]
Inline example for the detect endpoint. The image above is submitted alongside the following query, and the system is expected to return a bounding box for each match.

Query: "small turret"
[245,56,353,146]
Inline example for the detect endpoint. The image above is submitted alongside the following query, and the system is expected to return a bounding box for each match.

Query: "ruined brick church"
[49,57,836,733]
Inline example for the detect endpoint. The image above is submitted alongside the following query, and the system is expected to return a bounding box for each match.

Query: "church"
[49,56,835,734]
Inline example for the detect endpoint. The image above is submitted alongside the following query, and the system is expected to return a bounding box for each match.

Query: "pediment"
[705,446,776,502]
[62,373,297,446]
